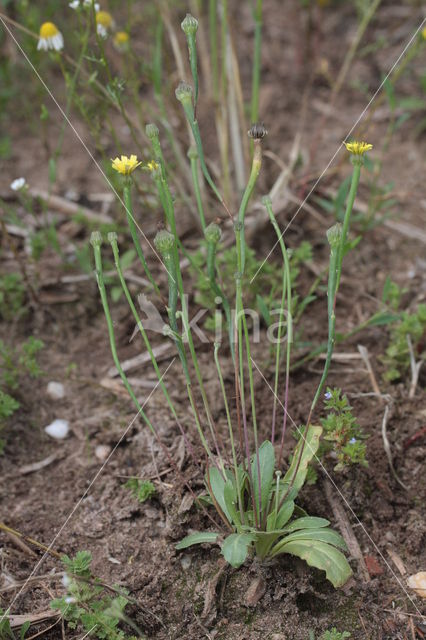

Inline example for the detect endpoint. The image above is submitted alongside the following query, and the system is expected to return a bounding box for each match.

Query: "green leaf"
[367,312,399,327]
[274,499,295,529]
[221,533,255,568]
[223,478,240,527]
[207,467,232,523]
[283,516,330,532]
[20,621,31,639]
[272,539,352,587]
[251,440,275,520]
[281,424,322,499]
[272,528,346,553]
[119,248,136,270]
[175,532,219,550]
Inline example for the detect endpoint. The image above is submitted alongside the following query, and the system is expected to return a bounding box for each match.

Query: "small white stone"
[407,572,426,598]
[180,554,192,570]
[95,444,111,461]
[45,419,69,440]
[10,177,26,191]
[46,381,65,400]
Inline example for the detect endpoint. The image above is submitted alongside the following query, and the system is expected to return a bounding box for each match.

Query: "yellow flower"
[422,26,426,40]
[113,31,130,51]
[344,141,373,156]
[38,22,64,51]
[96,10,114,37]
[147,160,159,172]
[111,155,141,175]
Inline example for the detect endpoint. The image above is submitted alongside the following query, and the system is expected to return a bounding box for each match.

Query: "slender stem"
[233,138,264,525]
[123,183,162,298]
[335,161,361,293]
[188,148,206,230]
[279,159,363,506]
[109,235,197,459]
[92,241,155,435]
[214,343,244,522]
[179,97,232,219]
[162,249,191,383]
[237,140,262,271]
[263,199,292,458]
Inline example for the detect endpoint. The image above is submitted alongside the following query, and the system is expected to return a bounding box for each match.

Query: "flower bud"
[175,81,193,103]
[90,231,102,247]
[248,122,267,139]
[181,13,198,36]
[326,223,342,247]
[107,231,118,244]
[204,222,222,245]
[187,146,198,160]
[146,123,159,139]
[154,229,175,254]
[261,195,272,206]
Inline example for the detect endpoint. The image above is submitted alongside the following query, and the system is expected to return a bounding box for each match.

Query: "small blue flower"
[349,437,356,444]
[324,391,332,400]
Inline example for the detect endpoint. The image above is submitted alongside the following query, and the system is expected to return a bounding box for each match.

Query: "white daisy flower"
[10,177,26,191]
[96,10,114,38]
[37,22,64,52]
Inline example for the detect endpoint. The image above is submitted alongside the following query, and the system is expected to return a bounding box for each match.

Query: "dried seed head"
[248,122,267,140]
[326,223,343,247]
[204,222,222,245]
[181,13,198,36]
[175,81,193,103]
[146,123,159,139]
[90,231,102,247]
[154,229,175,254]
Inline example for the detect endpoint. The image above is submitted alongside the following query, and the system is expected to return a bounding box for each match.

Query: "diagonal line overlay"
[251,356,425,619]
[0,17,174,283]
[250,18,426,284]
[2,358,176,620]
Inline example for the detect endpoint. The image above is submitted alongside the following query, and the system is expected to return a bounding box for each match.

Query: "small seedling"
[51,551,144,640]
[124,479,156,503]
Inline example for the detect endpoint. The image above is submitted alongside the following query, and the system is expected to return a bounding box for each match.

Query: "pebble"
[45,419,69,440]
[46,381,65,400]
[95,444,111,462]
[244,576,266,607]
[180,554,192,570]
[407,572,426,598]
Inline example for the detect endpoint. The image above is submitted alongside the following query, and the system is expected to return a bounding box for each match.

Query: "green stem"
[237,140,262,271]
[188,148,206,230]
[123,183,162,298]
[109,235,180,423]
[179,97,231,218]
[263,198,292,449]
[335,161,361,293]
[214,343,244,523]
[209,0,219,101]
[91,239,155,434]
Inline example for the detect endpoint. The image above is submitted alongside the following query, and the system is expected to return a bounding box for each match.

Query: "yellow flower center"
[96,11,113,28]
[40,22,59,39]
[114,31,129,45]
[147,160,159,172]
[111,154,141,175]
[344,141,373,156]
